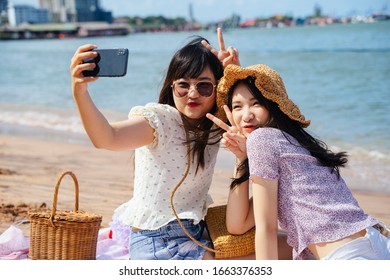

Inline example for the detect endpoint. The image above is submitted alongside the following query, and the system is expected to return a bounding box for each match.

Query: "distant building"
[75,0,112,23]
[39,0,76,23]
[0,0,7,13]
[39,0,111,23]
[0,0,8,24]
[8,4,49,26]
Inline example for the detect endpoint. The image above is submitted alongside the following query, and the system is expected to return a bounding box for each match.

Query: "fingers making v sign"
[201,28,240,68]
[207,105,247,162]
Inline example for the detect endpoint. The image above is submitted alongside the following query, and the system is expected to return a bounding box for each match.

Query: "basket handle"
[48,171,79,227]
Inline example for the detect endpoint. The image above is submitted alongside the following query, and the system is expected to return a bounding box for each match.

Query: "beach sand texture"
[1,134,389,236]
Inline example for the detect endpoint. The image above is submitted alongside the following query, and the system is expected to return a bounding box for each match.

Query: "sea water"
[0,21,389,191]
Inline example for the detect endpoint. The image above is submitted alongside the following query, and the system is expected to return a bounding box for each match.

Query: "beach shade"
[28,171,102,260]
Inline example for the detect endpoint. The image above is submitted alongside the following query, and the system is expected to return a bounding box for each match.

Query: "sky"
[12,0,390,22]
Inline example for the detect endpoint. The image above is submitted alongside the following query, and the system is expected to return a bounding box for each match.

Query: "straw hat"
[216,64,310,127]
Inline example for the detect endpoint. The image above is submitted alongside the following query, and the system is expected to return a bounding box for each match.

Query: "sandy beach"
[1,132,390,236]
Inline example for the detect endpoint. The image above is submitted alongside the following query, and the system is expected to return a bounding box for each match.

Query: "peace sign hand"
[206,105,247,162]
[201,28,240,68]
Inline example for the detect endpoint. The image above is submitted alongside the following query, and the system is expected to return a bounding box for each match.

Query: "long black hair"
[158,36,224,171]
[229,77,348,189]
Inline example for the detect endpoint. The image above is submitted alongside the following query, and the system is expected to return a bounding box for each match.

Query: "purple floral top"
[247,128,378,260]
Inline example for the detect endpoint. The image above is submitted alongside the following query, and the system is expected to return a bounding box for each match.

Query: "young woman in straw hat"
[207,64,390,260]
[70,29,242,260]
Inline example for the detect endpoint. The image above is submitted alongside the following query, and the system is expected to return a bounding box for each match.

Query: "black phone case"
[82,48,129,77]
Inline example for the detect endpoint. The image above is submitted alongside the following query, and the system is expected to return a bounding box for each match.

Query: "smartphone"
[82,48,129,77]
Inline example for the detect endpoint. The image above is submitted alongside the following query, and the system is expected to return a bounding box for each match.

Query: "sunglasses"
[171,81,216,97]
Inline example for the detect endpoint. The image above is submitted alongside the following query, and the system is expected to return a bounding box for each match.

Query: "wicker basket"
[28,171,102,260]
[205,204,255,259]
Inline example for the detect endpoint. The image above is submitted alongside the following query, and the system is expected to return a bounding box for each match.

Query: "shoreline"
[1,132,390,235]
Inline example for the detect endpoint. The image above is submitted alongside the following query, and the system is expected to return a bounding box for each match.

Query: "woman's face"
[231,83,270,137]
[172,66,216,121]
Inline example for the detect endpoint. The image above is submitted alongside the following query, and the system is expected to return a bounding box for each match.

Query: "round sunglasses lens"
[197,82,214,96]
[173,84,188,97]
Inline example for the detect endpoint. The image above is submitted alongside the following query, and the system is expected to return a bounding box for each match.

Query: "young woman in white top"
[69,29,243,260]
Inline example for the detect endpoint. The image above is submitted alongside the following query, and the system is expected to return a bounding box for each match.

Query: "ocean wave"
[329,143,389,161]
[0,110,84,134]
[348,147,389,161]
[1,109,388,160]
[0,105,128,135]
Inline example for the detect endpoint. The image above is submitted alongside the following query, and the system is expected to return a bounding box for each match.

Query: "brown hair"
[158,36,224,171]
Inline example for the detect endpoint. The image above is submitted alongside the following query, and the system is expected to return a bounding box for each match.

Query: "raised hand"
[70,44,99,93]
[201,28,240,68]
[207,105,247,161]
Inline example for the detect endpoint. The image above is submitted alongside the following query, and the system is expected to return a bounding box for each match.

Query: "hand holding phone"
[82,48,129,77]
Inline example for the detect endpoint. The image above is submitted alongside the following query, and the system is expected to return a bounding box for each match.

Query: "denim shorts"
[129,219,211,260]
[322,226,390,260]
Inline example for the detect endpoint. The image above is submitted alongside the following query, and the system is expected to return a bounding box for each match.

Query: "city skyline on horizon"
[9,0,390,23]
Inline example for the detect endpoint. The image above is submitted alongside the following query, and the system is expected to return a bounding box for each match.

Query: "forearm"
[226,158,254,234]
[73,90,116,148]
[255,228,278,260]
[70,44,121,149]
[73,91,154,150]
[252,177,279,260]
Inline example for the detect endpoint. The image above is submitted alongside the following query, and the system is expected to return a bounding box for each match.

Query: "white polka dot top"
[115,103,220,230]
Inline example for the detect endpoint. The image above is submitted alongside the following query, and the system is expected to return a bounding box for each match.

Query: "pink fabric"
[96,227,130,260]
[0,225,29,260]
[0,249,29,260]
[0,224,130,260]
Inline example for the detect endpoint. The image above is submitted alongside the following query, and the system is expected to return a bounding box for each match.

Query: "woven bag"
[28,171,102,260]
[170,140,255,259]
[205,204,255,259]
